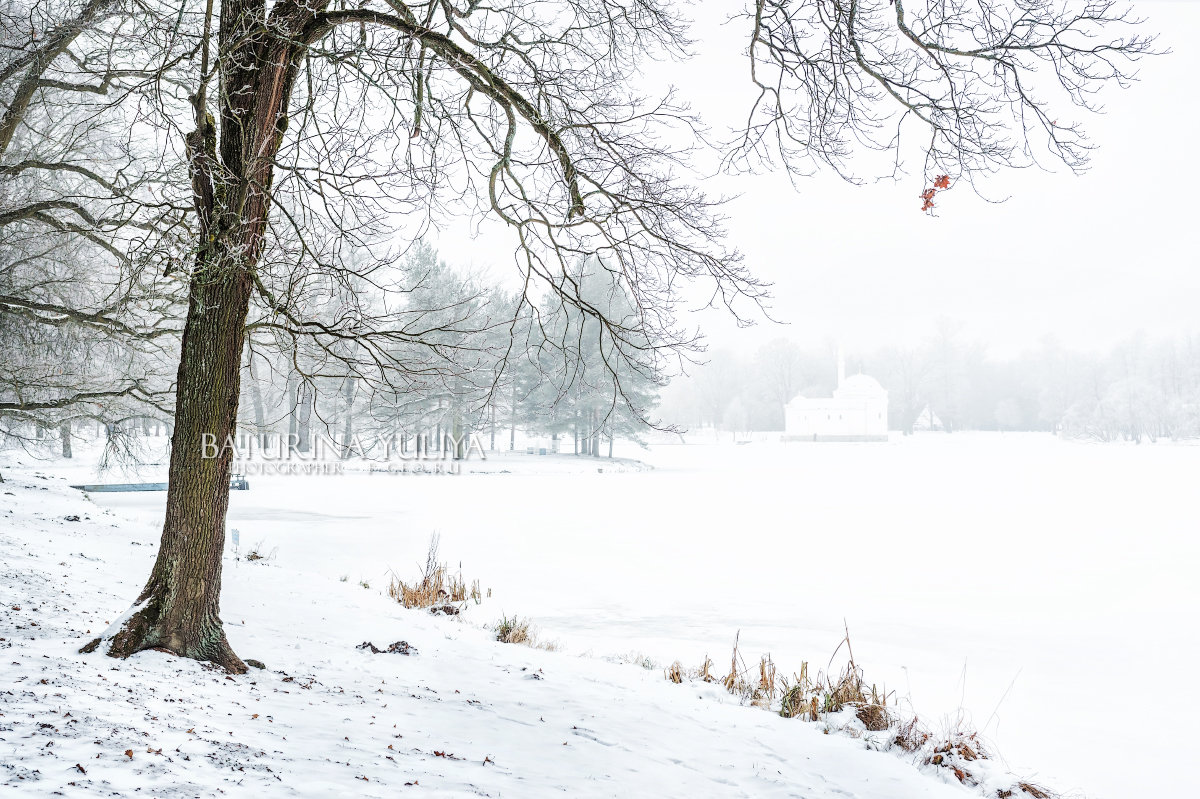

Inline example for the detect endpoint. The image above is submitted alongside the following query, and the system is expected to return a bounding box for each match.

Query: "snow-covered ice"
[4,432,1196,797]
[3,460,1001,798]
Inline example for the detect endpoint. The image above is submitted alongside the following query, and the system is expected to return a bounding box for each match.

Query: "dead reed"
[660,625,1057,799]
[387,534,487,612]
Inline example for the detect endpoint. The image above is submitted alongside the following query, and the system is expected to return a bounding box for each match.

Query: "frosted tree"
[0,0,187,454]
[35,0,1154,671]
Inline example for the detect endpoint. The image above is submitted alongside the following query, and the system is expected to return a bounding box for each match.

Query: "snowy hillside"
[2,462,1044,798]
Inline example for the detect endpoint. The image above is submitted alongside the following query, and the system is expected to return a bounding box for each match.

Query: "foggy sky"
[430,1,1200,360]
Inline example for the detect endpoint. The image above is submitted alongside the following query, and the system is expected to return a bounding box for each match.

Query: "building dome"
[782,358,889,442]
[835,373,886,399]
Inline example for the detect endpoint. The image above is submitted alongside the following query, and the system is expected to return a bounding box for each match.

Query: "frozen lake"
[84,433,1198,798]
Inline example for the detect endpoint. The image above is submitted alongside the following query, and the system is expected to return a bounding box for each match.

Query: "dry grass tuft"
[716,633,776,706]
[926,732,986,766]
[446,572,467,603]
[779,662,817,720]
[923,731,989,787]
[892,717,931,752]
[495,615,531,645]
[493,615,559,651]
[779,686,817,720]
[663,655,718,686]
[244,540,275,562]
[753,654,777,709]
[387,534,486,612]
[855,702,891,731]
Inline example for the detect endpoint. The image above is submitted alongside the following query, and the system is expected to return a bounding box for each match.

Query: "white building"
[783,355,888,442]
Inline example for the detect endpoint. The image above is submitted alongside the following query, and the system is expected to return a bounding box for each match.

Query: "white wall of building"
[783,372,889,442]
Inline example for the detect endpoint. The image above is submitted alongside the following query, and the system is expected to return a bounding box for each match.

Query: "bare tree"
[57,0,1154,672]
[734,0,1154,188]
[1,0,189,445]
[756,338,808,412]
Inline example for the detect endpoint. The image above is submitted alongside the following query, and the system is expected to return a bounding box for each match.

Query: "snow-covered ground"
[7,455,1030,799]
[4,432,1196,796]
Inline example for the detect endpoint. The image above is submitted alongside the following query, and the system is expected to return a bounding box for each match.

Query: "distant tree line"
[659,322,1200,443]
[232,247,662,460]
[2,240,663,462]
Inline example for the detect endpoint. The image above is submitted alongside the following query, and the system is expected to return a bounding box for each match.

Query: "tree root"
[79,594,247,674]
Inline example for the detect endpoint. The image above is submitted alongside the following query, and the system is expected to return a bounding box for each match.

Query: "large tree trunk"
[84,0,318,672]
[509,382,517,451]
[340,375,356,458]
[295,380,313,453]
[59,420,72,458]
[246,347,268,450]
[84,263,254,673]
[452,404,464,460]
[435,399,442,453]
[285,367,299,447]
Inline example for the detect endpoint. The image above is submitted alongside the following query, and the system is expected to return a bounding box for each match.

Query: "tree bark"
[452,404,464,460]
[85,0,318,672]
[295,381,313,453]
[509,382,517,451]
[246,346,268,450]
[340,375,356,458]
[285,367,298,448]
[60,420,72,458]
[591,409,600,458]
[84,262,254,673]
[435,401,442,453]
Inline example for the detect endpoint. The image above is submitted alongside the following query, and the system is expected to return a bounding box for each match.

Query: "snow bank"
[2,461,1013,798]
